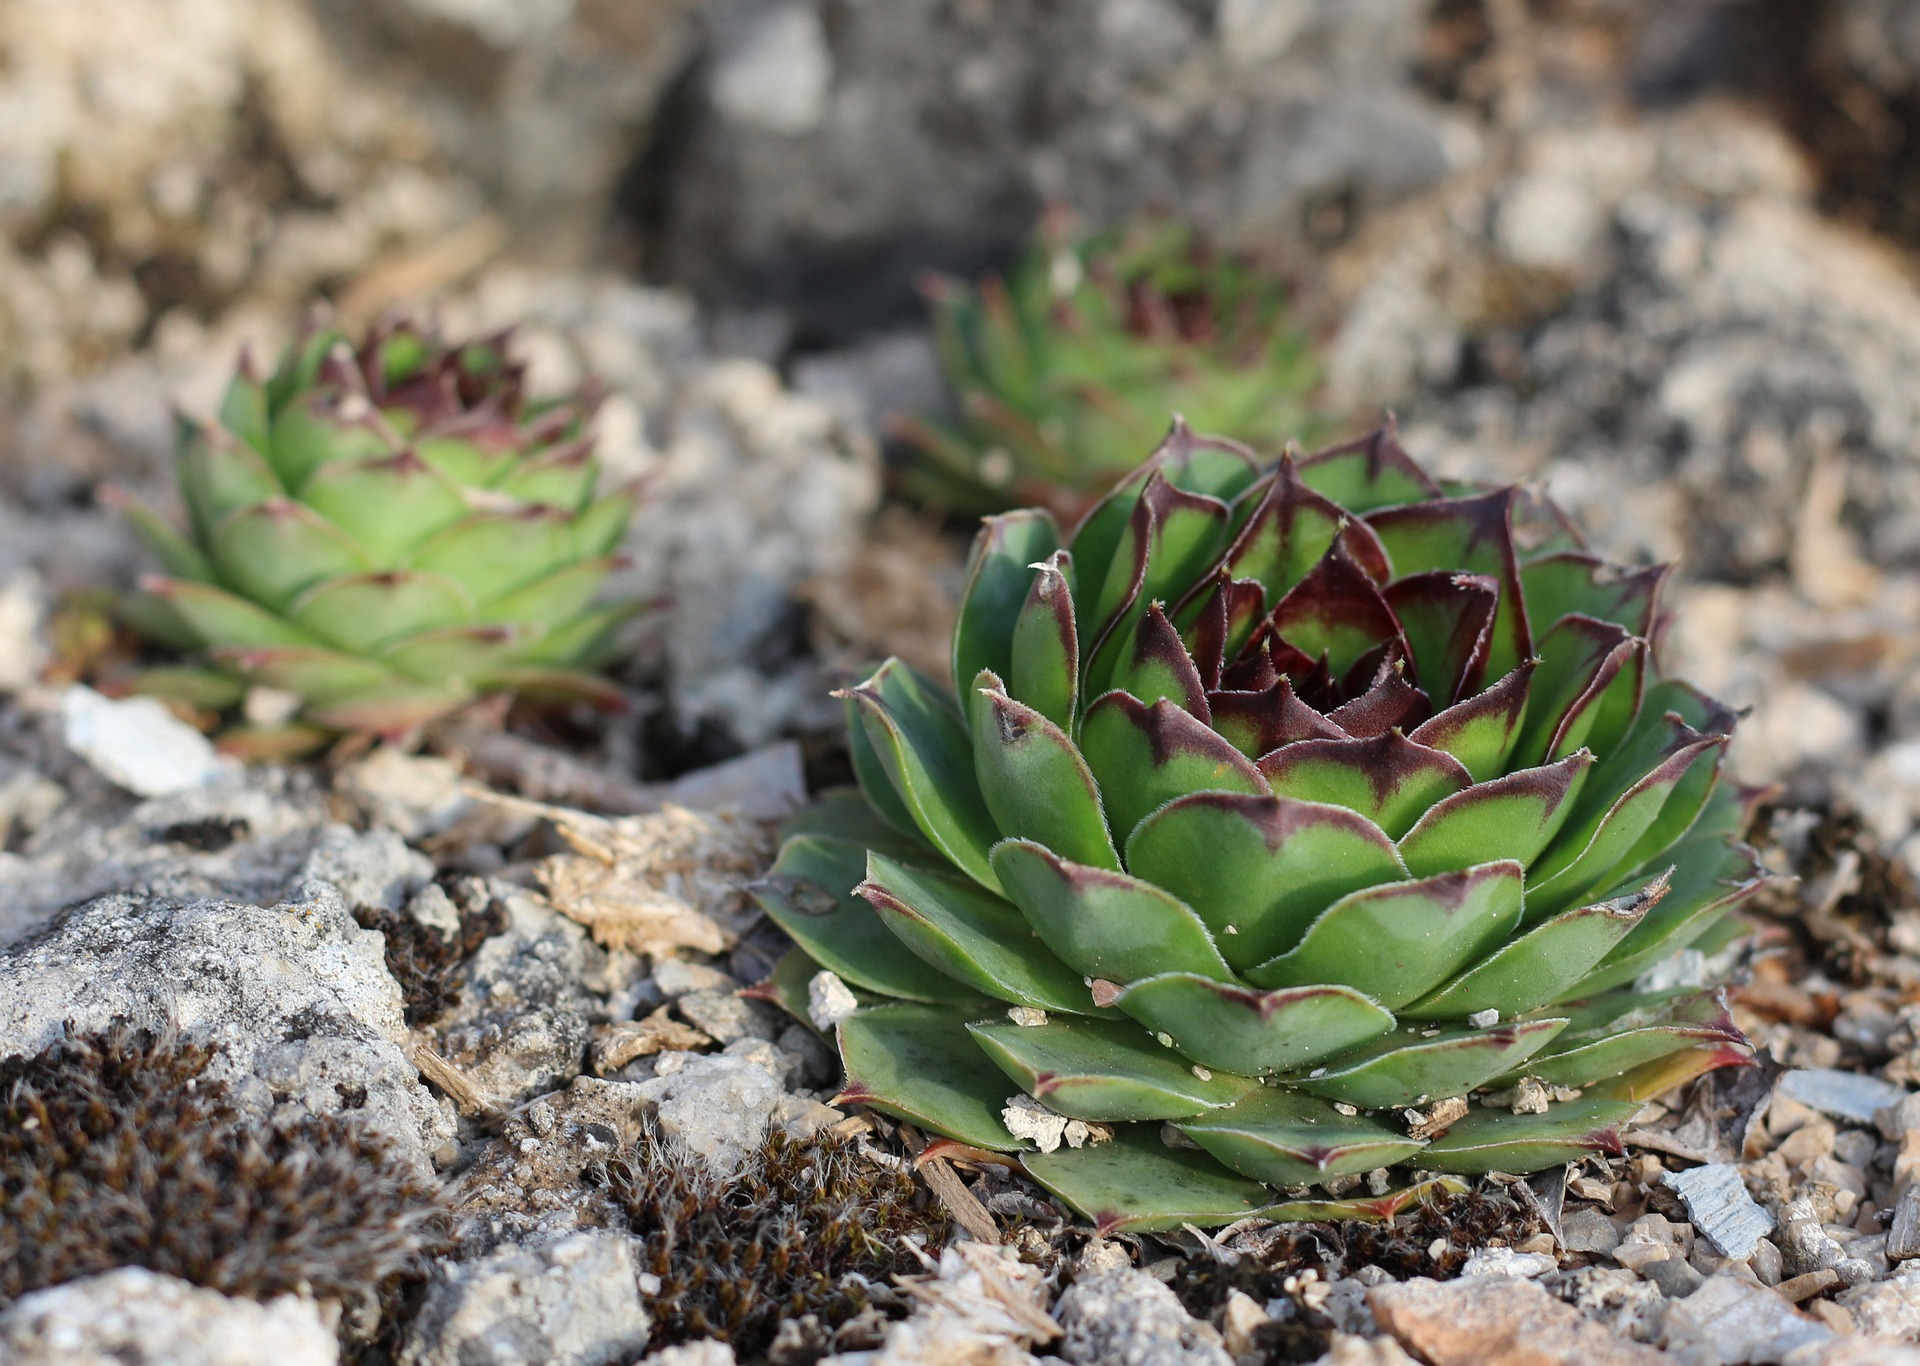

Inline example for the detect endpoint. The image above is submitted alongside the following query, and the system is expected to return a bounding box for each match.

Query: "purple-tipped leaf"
[1366,490,1531,679]
[1395,750,1593,878]
[1111,973,1395,1077]
[1407,661,1534,781]
[1257,733,1471,840]
[954,509,1060,705]
[968,671,1119,870]
[1009,549,1080,730]
[1383,570,1498,706]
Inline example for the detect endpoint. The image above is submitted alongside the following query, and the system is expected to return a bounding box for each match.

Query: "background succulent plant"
[753,421,1762,1232]
[895,211,1325,520]
[114,315,641,756]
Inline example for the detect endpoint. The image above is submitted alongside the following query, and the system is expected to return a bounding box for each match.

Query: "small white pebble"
[1403,1108,1427,1126]
[1156,1032,1174,1048]
[1334,1102,1358,1116]
[1368,1168,1392,1195]
[1192,1064,1213,1081]
[1429,1237,1448,1260]
[1225,924,1239,935]
[639,1273,662,1296]
[1309,1067,1327,1079]
[806,970,860,1032]
[1420,1027,1441,1037]
[1468,1008,1501,1028]
[1008,1006,1048,1027]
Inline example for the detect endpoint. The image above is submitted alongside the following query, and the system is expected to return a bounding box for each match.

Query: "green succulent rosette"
[754,421,1762,1232]
[114,316,642,755]
[897,211,1324,520]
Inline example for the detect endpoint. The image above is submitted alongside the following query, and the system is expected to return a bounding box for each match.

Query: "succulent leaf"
[779,421,1754,1228]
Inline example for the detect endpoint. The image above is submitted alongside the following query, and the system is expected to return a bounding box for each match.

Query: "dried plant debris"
[1751,805,1920,986]
[522,796,775,958]
[595,1126,948,1357]
[354,881,509,1027]
[0,1021,446,1328]
[1169,1184,1545,1362]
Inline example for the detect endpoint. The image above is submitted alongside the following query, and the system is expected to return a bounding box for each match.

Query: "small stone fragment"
[1055,1266,1231,1366]
[1510,1077,1551,1115]
[1002,1094,1071,1154]
[1891,1183,1920,1261]
[1642,1255,1704,1297]
[1777,1068,1909,1126]
[1408,1096,1469,1140]
[0,1268,337,1366]
[590,1008,713,1075]
[60,685,224,797]
[1468,1008,1500,1027]
[1460,1247,1557,1279]
[1662,1165,1775,1260]
[401,1231,651,1366]
[1008,1006,1048,1026]
[1369,1276,1669,1365]
[1561,1208,1623,1255]
[631,1043,786,1172]
[1774,1269,1841,1303]
[1659,1274,1832,1366]
[807,970,860,1031]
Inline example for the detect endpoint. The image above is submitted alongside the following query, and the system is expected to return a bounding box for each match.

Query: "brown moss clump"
[0,1020,447,1319]
[1169,1184,1545,1362]
[596,1127,947,1357]
[355,882,508,1026]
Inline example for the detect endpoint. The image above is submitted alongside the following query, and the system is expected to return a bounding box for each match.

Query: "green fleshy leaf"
[843,708,928,846]
[1082,472,1232,692]
[1406,662,1533,782]
[267,397,394,493]
[1207,673,1345,759]
[1604,682,1739,873]
[1296,423,1443,514]
[844,659,1002,892]
[1527,728,1726,911]
[968,671,1118,870]
[129,666,248,710]
[209,499,373,611]
[1248,861,1525,1008]
[1521,554,1665,639]
[748,835,984,1005]
[747,946,836,1033]
[409,509,577,603]
[860,852,1101,1015]
[779,787,932,862]
[115,494,214,582]
[1395,752,1592,879]
[297,452,469,565]
[1111,974,1394,1077]
[264,325,342,416]
[412,434,518,489]
[1384,571,1498,707]
[480,555,619,625]
[954,510,1060,702]
[476,667,625,708]
[1126,792,1405,972]
[218,363,272,456]
[1175,1088,1428,1187]
[572,487,638,557]
[1264,543,1408,680]
[146,578,322,650]
[1510,614,1645,769]
[1402,877,1665,1020]
[513,600,644,669]
[990,839,1232,985]
[210,643,398,701]
[1221,457,1391,603]
[1020,1125,1274,1233]
[213,722,334,761]
[1567,834,1762,997]
[968,1017,1258,1121]
[1288,1018,1567,1109]
[179,418,285,542]
[1418,1098,1639,1173]
[1366,491,1530,679]
[379,624,529,684]
[1080,693,1267,846]
[1511,989,1744,1089]
[1107,603,1211,716]
[288,571,475,653]
[1008,549,1079,730]
[117,591,203,651]
[1258,734,1470,840]
[1259,1176,1470,1223]
[495,443,597,511]
[301,683,473,733]
[837,1003,1023,1152]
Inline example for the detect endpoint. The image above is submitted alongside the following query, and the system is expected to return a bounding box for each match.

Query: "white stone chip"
[1662,1164,1775,1260]
[805,970,859,1032]
[1007,1006,1048,1027]
[1002,1094,1071,1153]
[1468,1008,1501,1027]
[60,685,226,797]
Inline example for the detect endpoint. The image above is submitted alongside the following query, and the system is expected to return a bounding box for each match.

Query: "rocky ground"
[7,2,1920,1364]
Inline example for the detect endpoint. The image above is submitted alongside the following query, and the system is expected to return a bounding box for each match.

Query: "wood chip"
[412,1045,497,1119]
[589,1007,712,1075]
[918,1152,1002,1245]
[1775,1269,1842,1304]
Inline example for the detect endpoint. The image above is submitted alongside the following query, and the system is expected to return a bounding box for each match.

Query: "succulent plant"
[113,315,640,755]
[895,211,1324,520]
[752,421,1761,1232]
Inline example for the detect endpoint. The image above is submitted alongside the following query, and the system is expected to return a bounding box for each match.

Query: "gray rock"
[300,826,435,917]
[0,1267,337,1366]
[1459,1247,1557,1279]
[675,986,778,1044]
[434,893,602,1106]
[643,1341,738,1366]
[59,685,225,798]
[632,1040,787,1171]
[0,763,337,947]
[1642,1255,1705,1298]
[1054,1267,1233,1366]
[0,882,455,1172]
[1891,1183,1920,1261]
[400,1231,651,1366]
[1839,1263,1920,1340]
[1662,1165,1775,1260]
[1563,1207,1625,1256]
[1777,1068,1911,1126]
[1658,1274,1832,1366]
[1774,1197,1872,1285]
[651,0,1476,340]
[337,748,473,842]
[653,958,738,1000]
[1557,1266,1667,1343]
